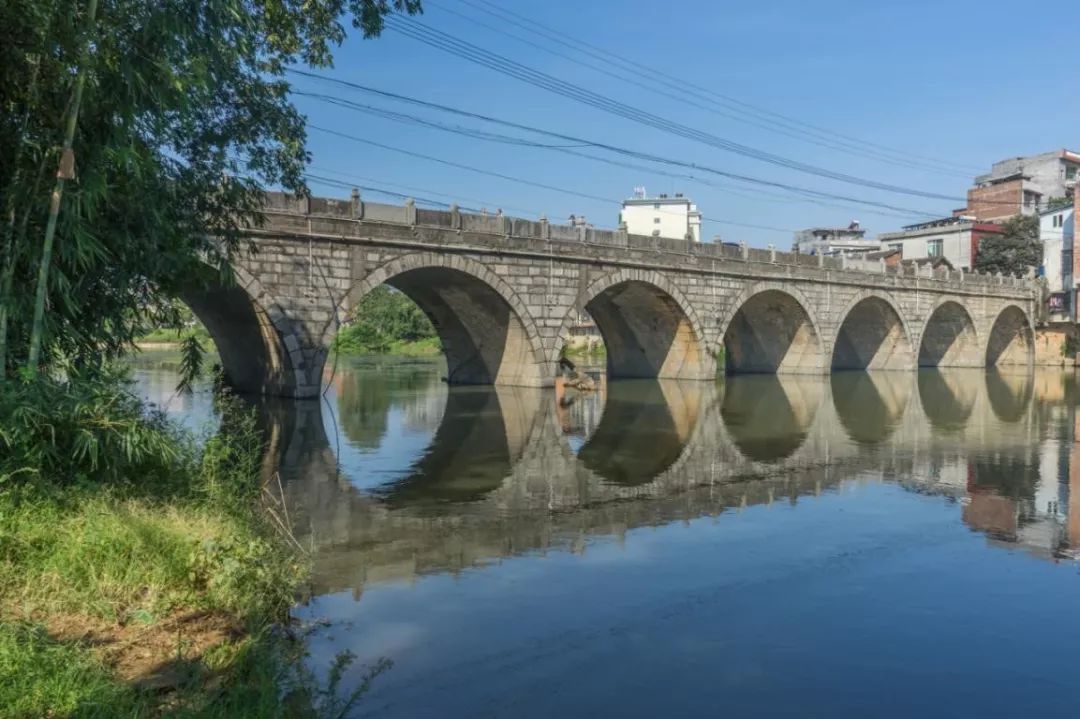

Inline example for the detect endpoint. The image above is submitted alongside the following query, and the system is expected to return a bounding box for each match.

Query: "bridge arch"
[985,304,1035,367]
[179,264,317,397]
[720,282,825,374]
[331,253,548,386]
[919,297,981,367]
[564,268,713,380]
[830,291,915,370]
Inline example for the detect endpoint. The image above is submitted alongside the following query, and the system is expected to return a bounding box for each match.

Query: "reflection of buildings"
[950,402,1080,560]
[266,367,1080,594]
[1069,411,1080,556]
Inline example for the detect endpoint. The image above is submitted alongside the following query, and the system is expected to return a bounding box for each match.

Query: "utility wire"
[302,173,482,212]
[295,89,933,222]
[426,0,970,178]
[383,14,968,202]
[306,125,798,234]
[289,74,949,217]
[291,74,1047,214]
[307,166,544,216]
[453,0,982,175]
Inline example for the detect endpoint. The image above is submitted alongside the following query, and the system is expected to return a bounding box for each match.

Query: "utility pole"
[25,0,99,373]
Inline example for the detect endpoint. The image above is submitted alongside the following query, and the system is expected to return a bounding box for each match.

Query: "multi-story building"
[619,190,702,242]
[877,216,1003,271]
[1040,202,1076,321]
[792,221,878,256]
[962,149,1080,222]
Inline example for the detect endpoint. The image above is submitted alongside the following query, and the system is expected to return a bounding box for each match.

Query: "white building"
[1039,203,1075,321]
[877,216,1003,271]
[620,190,701,242]
[792,222,877,256]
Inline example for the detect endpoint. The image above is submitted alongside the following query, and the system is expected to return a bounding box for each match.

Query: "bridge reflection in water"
[252,359,1080,595]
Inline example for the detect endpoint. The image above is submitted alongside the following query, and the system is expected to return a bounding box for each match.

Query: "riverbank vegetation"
[3,1,425,714]
[333,285,441,356]
[0,370,388,716]
[134,304,215,349]
[0,371,299,715]
[563,342,607,359]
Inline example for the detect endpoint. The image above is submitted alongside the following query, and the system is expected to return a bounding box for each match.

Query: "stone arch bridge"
[187,192,1040,397]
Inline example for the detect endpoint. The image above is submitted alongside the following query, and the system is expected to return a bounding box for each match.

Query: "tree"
[0,0,423,377]
[1046,195,1073,212]
[973,214,1042,277]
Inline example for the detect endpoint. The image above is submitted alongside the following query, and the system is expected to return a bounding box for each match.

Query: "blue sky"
[291,0,1079,247]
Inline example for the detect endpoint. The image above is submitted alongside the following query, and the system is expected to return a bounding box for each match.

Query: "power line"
[453,0,982,175]
[307,166,544,216]
[295,88,933,222]
[305,125,798,234]
[425,0,971,179]
[302,173,483,211]
[291,73,1048,215]
[289,73,947,217]
[382,14,969,202]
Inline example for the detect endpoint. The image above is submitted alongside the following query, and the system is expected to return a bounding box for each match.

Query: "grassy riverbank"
[0,374,361,717]
[332,335,442,357]
[563,344,606,360]
[134,324,214,350]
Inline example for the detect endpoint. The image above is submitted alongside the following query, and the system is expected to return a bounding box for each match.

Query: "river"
[132,350,1080,717]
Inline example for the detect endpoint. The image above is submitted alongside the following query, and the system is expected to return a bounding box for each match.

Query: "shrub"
[0,369,186,487]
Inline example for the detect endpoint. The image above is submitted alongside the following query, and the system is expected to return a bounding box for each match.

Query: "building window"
[1054,214,1064,228]
[654,217,661,224]
[1066,166,1077,181]
[889,243,902,254]
[927,239,943,257]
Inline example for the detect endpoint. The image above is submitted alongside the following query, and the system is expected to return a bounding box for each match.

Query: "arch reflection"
[830,371,911,445]
[235,357,1074,594]
[918,369,977,432]
[576,380,704,486]
[376,385,542,506]
[721,374,822,462]
[985,369,1034,423]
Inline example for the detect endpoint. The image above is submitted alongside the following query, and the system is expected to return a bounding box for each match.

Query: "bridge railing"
[260,192,1036,293]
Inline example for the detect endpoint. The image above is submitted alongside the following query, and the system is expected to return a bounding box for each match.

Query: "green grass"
[333,335,442,357]
[135,324,214,347]
[0,619,326,718]
[563,343,606,358]
[0,622,147,718]
[0,485,300,624]
[0,377,323,717]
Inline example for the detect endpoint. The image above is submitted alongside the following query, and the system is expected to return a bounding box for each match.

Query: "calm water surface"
[132,352,1080,717]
